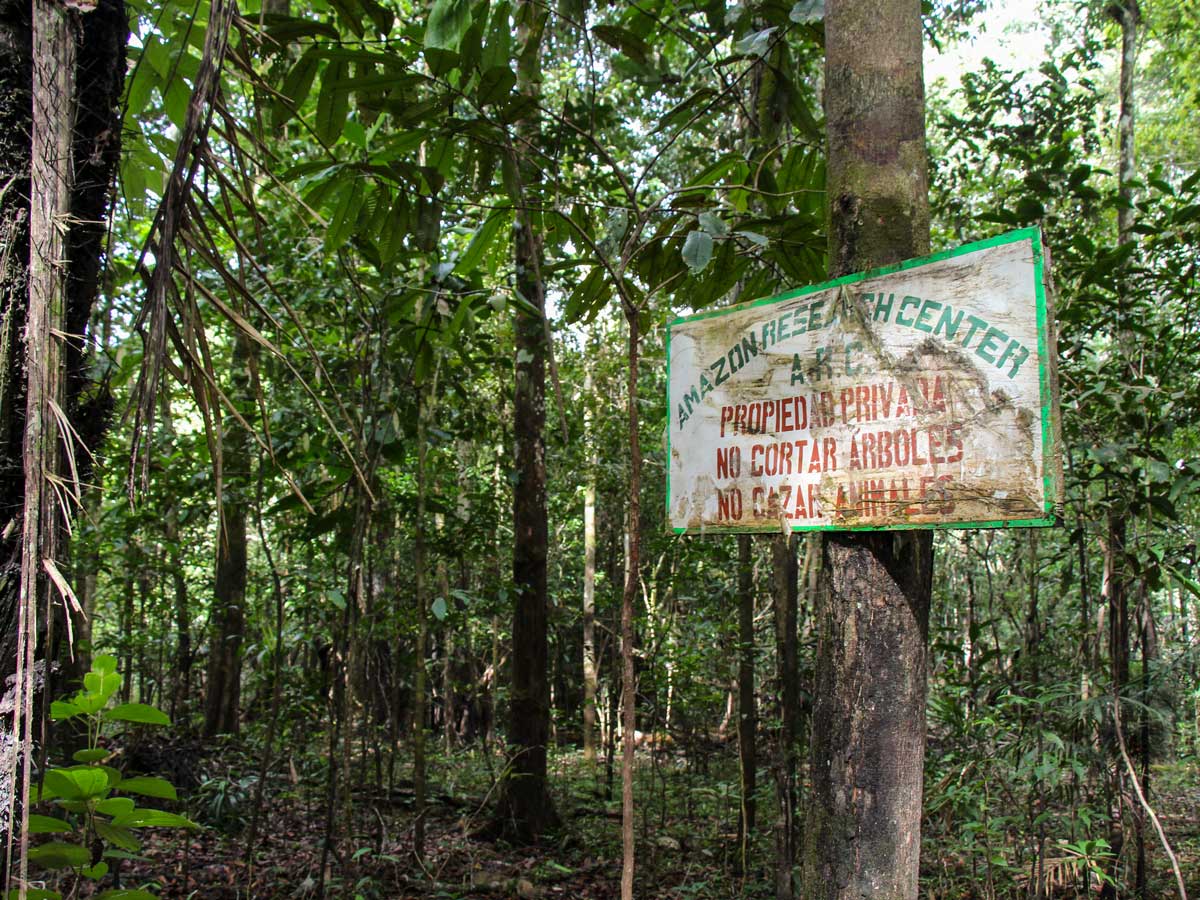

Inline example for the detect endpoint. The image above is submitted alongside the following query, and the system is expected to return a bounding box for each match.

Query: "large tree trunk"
[0,0,125,679]
[801,0,932,896]
[493,0,558,843]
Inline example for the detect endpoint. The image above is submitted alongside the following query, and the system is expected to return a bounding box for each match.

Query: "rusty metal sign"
[666,227,1063,533]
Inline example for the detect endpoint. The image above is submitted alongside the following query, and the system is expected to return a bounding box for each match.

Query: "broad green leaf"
[262,14,340,45]
[592,25,650,65]
[81,861,110,880]
[94,821,141,853]
[28,841,90,869]
[682,230,714,273]
[73,748,110,763]
[51,700,83,720]
[117,776,178,801]
[96,890,158,900]
[95,797,135,817]
[5,889,61,900]
[315,59,351,145]
[45,767,110,801]
[563,266,611,324]
[274,46,321,129]
[455,209,510,275]
[28,814,74,834]
[107,703,170,726]
[425,0,472,52]
[328,0,366,37]
[163,77,191,131]
[698,211,728,236]
[734,27,775,58]
[736,230,769,246]
[790,0,824,22]
[112,809,198,829]
[431,596,448,621]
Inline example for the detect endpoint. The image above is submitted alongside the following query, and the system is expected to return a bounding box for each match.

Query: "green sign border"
[665,226,1064,535]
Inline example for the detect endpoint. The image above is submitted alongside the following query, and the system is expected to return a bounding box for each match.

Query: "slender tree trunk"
[620,306,641,900]
[1102,7,1141,896]
[493,0,558,843]
[736,533,757,871]
[802,1,932,896]
[582,370,598,764]
[773,533,799,899]
[413,388,430,863]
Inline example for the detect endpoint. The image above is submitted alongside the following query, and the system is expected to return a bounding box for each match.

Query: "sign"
[666,227,1063,533]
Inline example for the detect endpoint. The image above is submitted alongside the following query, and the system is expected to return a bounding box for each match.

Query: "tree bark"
[802,0,932,896]
[582,369,598,764]
[0,0,125,686]
[736,533,757,871]
[204,331,253,736]
[773,533,800,899]
[619,307,640,900]
[492,0,557,843]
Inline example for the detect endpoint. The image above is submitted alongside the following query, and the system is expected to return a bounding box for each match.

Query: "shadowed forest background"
[1,0,1199,896]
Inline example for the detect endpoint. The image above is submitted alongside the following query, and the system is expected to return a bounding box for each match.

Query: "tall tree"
[802,0,932,896]
[493,0,558,842]
[204,332,252,737]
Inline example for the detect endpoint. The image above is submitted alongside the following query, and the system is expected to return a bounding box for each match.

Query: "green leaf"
[163,77,191,131]
[736,230,769,247]
[95,797,135,817]
[51,700,83,721]
[315,59,351,145]
[28,841,90,869]
[455,209,510,275]
[80,861,110,880]
[698,211,728,236]
[107,703,171,726]
[28,814,74,834]
[117,776,178,801]
[73,748,110,763]
[262,14,340,45]
[94,821,141,853]
[95,890,158,900]
[425,0,473,52]
[789,0,824,22]
[682,230,714,273]
[45,767,111,801]
[274,46,321,129]
[592,25,650,65]
[6,889,62,900]
[112,809,198,829]
[431,596,448,621]
[734,27,775,57]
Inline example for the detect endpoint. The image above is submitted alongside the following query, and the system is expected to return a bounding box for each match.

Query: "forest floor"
[73,737,1200,899]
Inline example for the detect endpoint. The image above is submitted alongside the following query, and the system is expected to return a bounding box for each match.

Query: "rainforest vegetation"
[1,0,1198,897]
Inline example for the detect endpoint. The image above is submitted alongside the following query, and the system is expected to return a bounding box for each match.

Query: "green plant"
[11,654,197,900]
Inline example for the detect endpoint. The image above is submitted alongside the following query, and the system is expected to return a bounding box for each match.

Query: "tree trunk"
[619,306,641,900]
[773,533,800,899]
[736,533,757,871]
[204,332,252,737]
[582,370,598,764]
[802,0,932,896]
[492,0,558,843]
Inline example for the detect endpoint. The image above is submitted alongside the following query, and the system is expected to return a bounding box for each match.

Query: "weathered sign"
[666,227,1063,533]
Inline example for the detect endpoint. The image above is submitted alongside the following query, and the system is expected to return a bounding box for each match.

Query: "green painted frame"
[664,226,1064,535]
